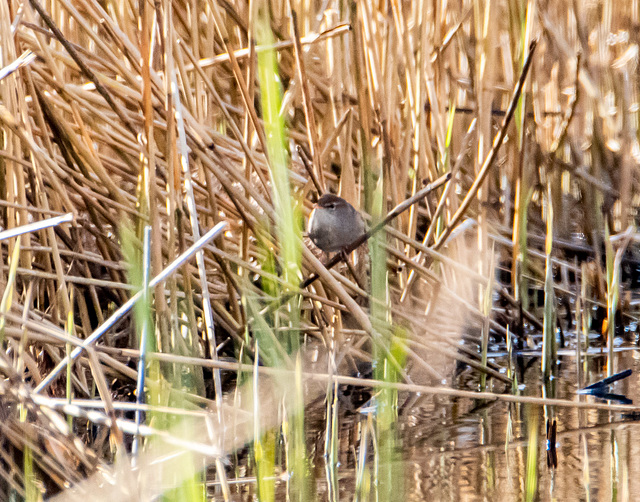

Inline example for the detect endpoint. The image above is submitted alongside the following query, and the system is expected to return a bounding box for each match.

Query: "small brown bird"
[308,194,365,252]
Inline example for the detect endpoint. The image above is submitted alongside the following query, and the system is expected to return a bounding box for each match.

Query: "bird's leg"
[340,249,366,292]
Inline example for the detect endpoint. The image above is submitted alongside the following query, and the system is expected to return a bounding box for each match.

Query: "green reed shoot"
[255,5,307,499]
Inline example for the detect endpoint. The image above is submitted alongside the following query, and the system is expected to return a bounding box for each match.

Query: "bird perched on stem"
[307,194,366,253]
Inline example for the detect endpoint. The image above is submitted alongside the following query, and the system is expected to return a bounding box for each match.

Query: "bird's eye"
[327,203,335,209]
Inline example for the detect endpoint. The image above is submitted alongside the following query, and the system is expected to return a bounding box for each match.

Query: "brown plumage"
[308,194,365,252]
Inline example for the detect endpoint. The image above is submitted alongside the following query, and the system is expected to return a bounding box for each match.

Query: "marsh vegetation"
[1,0,640,500]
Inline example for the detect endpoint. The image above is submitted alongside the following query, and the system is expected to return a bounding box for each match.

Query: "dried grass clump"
[0,0,639,498]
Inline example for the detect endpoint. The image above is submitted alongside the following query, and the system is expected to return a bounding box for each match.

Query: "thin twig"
[433,39,538,250]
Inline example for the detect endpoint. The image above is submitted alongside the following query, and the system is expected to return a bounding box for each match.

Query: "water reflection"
[307,345,640,501]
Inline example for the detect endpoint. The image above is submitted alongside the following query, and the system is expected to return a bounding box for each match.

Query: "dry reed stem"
[0,0,638,494]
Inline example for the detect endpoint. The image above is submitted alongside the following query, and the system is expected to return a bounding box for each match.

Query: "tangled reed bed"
[1,0,640,498]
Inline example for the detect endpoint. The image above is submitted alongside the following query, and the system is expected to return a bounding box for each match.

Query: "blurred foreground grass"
[1,0,640,500]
